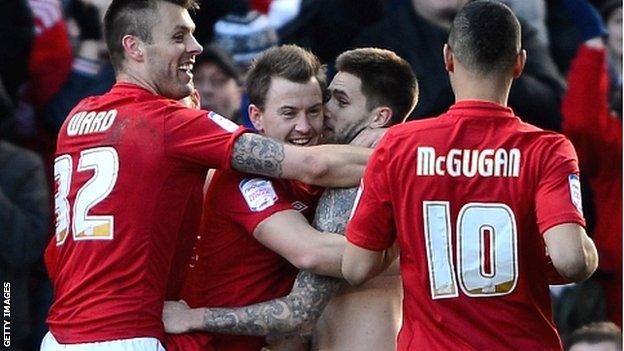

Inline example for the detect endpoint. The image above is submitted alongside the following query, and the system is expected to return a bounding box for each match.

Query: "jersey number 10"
[423,201,518,299]
[54,147,119,245]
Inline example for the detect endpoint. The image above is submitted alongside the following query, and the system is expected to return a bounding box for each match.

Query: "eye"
[173,33,185,43]
[282,110,296,118]
[338,99,349,108]
[308,108,322,117]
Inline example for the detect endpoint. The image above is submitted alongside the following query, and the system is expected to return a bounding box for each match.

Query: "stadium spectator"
[0,0,34,106]
[40,1,370,350]
[43,0,115,132]
[342,1,598,350]
[162,47,418,351]
[193,45,244,125]
[565,322,622,351]
[0,78,50,351]
[353,0,565,131]
[561,0,622,327]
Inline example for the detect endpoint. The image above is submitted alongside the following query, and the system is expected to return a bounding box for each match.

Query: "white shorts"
[40,332,166,351]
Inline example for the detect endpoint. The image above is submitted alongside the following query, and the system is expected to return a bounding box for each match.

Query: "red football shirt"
[166,170,321,351]
[347,100,585,351]
[47,82,246,343]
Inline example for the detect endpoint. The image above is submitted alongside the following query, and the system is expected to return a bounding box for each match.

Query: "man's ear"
[443,43,454,73]
[122,35,145,62]
[370,106,392,128]
[512,49,527,78]
[248,104,264,131]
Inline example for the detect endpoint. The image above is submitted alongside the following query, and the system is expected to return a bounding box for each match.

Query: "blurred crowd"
[0,0,621,350]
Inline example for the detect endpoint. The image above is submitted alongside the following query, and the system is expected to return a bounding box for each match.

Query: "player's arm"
[164,271,342,336]
[341,241,399,286]
[253,210,345,277]
[543,223,598,282]
[231,133,371,188]
[163,187,359,336]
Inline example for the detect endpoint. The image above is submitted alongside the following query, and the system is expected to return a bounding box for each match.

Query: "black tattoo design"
[312,188,359,235]
[231,133,285,177]
[198,187,359,336]
[201,271,342,336]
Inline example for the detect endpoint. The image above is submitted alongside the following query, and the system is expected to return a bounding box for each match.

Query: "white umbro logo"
[292,201,308,212]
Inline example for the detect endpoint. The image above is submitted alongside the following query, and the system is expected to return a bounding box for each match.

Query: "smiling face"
[250,76,324,146]
[141,1,203,99]
[323,71,374,144]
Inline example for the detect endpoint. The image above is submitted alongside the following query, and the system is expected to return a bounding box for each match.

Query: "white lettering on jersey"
[208,111,239,133]
[416,146,521,178]
[568,174,583,214]
[67,109,117,136]
[239,178,278,212]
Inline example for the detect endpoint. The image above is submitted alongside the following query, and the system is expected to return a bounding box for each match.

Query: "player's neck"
[451,73,511,107]
[116,69,160,96]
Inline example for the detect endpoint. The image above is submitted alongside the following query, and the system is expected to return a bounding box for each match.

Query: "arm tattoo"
[312,187,359,234]
[198,187,359,336]
[201,271,342,336]
[231,133,284,177]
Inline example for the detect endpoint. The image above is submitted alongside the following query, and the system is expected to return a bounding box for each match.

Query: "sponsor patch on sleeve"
[239,178,278,212]
[208,111,239,133]
[568,174,583,215]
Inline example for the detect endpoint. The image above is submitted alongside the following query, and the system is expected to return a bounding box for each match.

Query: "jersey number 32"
[54,147,119,245]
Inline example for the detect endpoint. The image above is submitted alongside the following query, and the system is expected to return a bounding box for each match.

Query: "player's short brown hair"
[335,48,418,124]
[245,44,327,110]
[448,0,521,76]
[565,322,622,350]
[104,0,199,72]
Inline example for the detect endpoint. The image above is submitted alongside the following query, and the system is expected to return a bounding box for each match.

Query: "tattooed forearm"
[231,133,285,177]
[196,187,359,336]
[200,271,342,336]
[312,187,359,234]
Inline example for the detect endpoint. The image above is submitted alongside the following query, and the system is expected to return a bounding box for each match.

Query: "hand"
[350,127,388,148]
[162,300,194,334]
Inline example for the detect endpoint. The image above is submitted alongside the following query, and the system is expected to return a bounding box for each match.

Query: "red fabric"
[347,100,584,350]
[28,0,72,107]
[176,171,322,351]
[47,82,247,344]
[250,0,271,13]
[562,44,623,326]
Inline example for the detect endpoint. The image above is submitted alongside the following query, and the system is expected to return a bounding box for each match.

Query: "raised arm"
[231,133,370,188]
[163,187,360,336]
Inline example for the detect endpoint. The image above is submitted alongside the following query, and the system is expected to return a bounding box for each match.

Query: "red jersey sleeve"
[216,174,298,235]
[535,136,586,234]
[346,139,396,251]
[165,108,248,169]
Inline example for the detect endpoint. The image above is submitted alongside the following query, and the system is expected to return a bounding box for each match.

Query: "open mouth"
[177,63,194,79]
[287,137,313,146]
